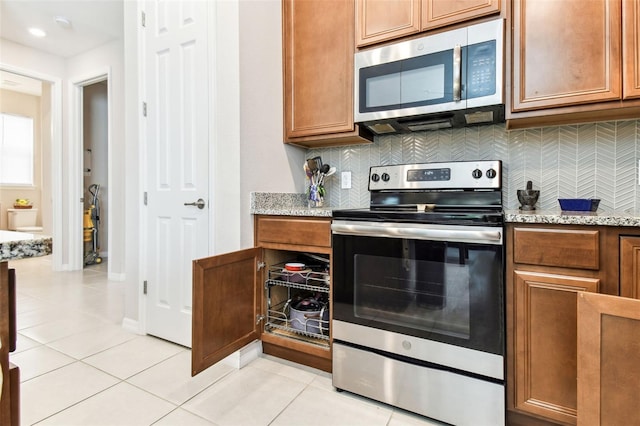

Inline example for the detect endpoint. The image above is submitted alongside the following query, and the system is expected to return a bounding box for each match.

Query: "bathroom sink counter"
[0,230,52,261]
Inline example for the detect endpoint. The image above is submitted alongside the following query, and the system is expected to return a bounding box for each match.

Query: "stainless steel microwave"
[354,19,504,134]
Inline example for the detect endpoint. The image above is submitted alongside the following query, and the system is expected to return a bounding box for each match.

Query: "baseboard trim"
[222,340,262,369]
[121,317,142,335]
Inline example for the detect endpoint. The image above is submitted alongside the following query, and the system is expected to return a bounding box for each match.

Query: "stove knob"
[486,168,497,179]
[472,169,483,179]
[381,173,390,182]
[371,173,380,182]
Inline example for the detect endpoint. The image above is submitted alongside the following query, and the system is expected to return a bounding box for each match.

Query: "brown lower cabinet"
[507,223,640,425]
[191,216,332,377]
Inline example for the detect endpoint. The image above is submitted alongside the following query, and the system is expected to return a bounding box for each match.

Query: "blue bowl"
[558,199,600,212]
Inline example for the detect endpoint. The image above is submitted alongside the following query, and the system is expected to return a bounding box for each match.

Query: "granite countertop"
[504,210,640,227]
[251,192,640,226]
[0,230,52,261]
[250,192,333,217]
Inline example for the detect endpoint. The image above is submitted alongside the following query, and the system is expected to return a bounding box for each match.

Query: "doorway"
[82,80,109,268]
[0,65,63,270]
[70,71,113,275]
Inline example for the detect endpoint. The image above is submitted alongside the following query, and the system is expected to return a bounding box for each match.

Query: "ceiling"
[1,0,124,58]
[0,0,123,95]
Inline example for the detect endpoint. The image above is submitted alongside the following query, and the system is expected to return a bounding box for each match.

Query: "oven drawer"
[513,227,600,270]
[333,343,505,426]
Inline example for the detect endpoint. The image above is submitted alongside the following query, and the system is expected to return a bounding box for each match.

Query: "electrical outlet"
[341,171,352,189]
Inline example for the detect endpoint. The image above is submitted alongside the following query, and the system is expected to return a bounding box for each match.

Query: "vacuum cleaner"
[83,183,102,266]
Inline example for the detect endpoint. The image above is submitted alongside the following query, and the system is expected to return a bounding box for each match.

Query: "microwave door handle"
[453,44,462,101]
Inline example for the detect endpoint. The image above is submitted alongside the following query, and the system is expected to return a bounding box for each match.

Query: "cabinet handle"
[453,44,462,101]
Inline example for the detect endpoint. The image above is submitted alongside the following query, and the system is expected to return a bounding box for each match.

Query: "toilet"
[7,208,43,234]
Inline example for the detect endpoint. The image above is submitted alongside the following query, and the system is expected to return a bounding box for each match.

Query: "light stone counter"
[504,210,640,227]
[250,192,333,217]
[0,230,52,261]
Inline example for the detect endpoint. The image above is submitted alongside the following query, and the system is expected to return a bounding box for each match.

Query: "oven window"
[333,234,504,355]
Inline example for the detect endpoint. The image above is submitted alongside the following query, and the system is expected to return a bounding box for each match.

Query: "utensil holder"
[307,183,324,208]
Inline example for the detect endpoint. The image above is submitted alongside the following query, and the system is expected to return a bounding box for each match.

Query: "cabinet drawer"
[513,227,600,270]
[256,216,331,250]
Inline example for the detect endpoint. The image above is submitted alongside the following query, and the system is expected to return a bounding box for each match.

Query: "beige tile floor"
[8,255,444,426]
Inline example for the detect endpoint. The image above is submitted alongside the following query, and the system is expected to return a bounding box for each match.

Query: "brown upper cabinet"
[510,0,640,124]
[356,0,501,47]
[623,0,640,99]
[282,0,373,148]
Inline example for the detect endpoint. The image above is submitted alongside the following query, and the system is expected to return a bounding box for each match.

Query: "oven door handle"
[331,222,502,244]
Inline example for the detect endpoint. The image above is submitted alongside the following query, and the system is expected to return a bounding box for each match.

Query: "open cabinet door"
[192,247,263,376]
[577,292,640,425]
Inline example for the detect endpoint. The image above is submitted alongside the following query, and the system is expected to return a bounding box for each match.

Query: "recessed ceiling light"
[54,16,72,29]
[28,28,46,38]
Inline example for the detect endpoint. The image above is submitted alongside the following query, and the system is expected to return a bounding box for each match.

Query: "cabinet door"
[577,292,640,425]
[422,0,500,31]
[620,236,640,298]
[356,0,421,47]
[0,262,11,426]
[512,0,622,112]
[623,0,640,99]
[191,248,262,376]
[513,271,599,425]
[283,0,370,146]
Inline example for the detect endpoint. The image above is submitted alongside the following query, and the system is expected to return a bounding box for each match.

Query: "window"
[0,113,34,186]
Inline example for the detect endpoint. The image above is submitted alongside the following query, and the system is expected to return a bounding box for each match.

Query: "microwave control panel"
[466,41,497,99]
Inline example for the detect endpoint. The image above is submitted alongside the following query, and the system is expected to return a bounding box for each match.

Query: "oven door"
[332,220,504,357]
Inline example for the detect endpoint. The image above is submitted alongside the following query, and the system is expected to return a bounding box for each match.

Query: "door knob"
[184,198,206,209]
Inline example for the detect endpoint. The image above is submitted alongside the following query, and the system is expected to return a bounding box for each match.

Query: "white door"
[144,0,210,347]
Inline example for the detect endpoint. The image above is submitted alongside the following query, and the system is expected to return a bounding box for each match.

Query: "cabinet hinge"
[141,11,146,27]
[256,314,265,324]
[257,261,266,271]
[142,102,147,117]
[143,191,148,206]
[143,280,148,295]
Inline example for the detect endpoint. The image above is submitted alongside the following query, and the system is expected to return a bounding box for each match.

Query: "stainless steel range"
[331,160,505,426]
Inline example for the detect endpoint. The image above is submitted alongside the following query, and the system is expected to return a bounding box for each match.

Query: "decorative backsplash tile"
[307,119,640,212]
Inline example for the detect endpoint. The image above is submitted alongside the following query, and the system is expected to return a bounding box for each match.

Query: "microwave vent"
[465,110,494,125]
[407,119,452,131]
[368,122,398,134]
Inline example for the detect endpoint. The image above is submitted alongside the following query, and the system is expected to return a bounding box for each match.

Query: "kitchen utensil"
[289,297,327,334]
[283,268,312,283]
[285,262,306,271]
[325,166,336,177]
[311,156,323,172]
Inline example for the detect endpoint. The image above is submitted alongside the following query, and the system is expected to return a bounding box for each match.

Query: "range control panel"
[369,160,501,191]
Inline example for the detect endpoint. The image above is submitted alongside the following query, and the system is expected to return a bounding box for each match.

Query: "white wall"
[238,0,306,248]
[123,0,141,325]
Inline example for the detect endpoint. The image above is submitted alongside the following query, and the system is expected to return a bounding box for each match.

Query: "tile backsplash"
[309,119,640,212]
